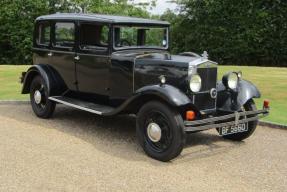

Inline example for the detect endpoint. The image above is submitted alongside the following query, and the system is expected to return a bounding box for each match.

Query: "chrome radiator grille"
[192,67,217,111]
[197,67,217,91]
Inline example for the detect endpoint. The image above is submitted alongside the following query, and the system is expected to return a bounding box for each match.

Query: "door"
[33,21,52,66]
[50,21,77,91]
[76,22,110,96]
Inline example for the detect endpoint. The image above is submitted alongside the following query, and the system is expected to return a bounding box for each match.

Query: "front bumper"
[184,108,269,132]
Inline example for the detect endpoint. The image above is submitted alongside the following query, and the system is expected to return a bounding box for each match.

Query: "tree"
[163,0,287,66]
[0,0,48,64]
[0,0,154,64]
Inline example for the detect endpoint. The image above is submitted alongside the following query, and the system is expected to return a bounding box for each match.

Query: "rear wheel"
[30,75,55,118]
[220,99,258,141]
[136,101,185,162]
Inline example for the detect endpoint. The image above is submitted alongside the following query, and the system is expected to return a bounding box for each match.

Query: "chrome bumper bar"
[184,108,269,132]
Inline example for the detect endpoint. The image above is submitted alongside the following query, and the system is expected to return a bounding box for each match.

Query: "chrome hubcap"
[34,90,42,104]
[147,122,162,142]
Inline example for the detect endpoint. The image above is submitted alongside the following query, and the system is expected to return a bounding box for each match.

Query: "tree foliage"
[1,0,286,66]
[162,0,287,66]
[0,0,152,64]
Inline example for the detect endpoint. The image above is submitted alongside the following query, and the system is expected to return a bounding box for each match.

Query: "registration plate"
[219,123,248,136]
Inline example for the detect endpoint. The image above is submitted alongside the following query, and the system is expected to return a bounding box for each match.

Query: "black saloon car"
[21,13,269,161]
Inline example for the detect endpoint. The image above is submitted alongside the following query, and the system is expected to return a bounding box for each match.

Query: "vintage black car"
[21,13,269,161]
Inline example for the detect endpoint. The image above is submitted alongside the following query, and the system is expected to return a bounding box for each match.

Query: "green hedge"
[1,0,286,67]
[162,0,287,67]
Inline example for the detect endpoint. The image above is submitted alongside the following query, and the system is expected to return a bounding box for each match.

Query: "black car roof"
[36,13,170,26]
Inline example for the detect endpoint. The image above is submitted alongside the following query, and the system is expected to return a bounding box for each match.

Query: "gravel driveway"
[0,104,286,192]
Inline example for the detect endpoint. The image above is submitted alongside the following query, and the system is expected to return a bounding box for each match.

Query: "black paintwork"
[134,53,189,92]
[217,80,261,112]
[22,64,67,96]
[22,13,263,116]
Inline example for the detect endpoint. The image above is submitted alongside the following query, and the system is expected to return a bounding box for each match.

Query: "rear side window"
[55,22,75,48]
[37,22,50,46]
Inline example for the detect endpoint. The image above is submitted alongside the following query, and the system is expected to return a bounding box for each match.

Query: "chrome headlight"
[223,72,239,89]
[189,74,202,92]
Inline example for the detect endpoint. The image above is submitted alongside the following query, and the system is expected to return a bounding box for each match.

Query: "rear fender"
[21,64,67,96]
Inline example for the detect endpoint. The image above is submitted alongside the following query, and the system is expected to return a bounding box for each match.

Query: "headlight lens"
[189,74,202,92]
[223,72,238,89]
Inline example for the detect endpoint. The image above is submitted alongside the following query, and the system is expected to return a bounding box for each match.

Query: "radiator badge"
[210,88,217,99]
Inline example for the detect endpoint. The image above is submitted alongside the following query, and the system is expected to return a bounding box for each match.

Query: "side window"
[101,26,109,44]
[37,22,50,46]
[55,22,75,48]
[79,23,110,53]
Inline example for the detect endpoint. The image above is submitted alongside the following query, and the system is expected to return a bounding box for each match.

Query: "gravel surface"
[0,104,286,192]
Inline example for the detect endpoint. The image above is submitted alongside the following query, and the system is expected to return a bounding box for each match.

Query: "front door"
[76,22,110,96]
[50,21,77,91]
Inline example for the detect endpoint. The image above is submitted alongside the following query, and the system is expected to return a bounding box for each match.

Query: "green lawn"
[218,66,287,125]
[0,65,29,100]
[0,65,286,125]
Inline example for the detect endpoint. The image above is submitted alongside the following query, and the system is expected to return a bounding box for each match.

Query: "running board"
[48,96,115,115]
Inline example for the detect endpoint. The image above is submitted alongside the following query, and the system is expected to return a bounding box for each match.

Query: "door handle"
[74,56,80,61]
[48,52,53,57]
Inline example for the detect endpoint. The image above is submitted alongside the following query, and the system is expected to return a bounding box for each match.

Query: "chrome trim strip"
[76,52,111,58]
[185,109,268,126]
[185,116,262,132]
[200,108,216,113]
[197,61,218,68]
[50,50,75,55]
[33,48,75,55]
[188,58,218,69]
[192,90,215,94]
[48,97,103,115]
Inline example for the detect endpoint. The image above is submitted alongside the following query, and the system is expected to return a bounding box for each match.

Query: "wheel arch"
[124,93,177,114]
[108,84,194,117]
[217,80,261,112]
[22,64,67,96]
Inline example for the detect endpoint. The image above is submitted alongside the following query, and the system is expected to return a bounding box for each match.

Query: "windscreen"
[114,26,168,49]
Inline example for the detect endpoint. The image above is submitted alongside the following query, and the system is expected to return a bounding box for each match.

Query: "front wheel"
[220,99,258,141]
[30,75,56,118]
[136,101,186,162]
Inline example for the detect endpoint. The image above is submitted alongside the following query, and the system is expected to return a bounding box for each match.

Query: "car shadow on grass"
[1,104,245,164]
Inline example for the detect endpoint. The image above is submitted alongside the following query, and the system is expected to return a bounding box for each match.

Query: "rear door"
[50,21,77,91]
[33,21,52,65]
[75,22,111,96]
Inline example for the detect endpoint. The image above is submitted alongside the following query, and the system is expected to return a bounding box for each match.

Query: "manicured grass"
[218,65,287,125]
[0,65,286,125]
[0,65,30,100]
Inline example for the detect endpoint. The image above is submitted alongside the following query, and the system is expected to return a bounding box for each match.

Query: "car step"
[48,96,115,115]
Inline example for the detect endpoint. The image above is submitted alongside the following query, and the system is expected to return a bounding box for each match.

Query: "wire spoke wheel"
[136,101,185,162]
[32,83,47,109]
[144,110,173,153]
[30,75,55,118]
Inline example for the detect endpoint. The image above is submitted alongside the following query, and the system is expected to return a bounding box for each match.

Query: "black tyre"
[136,101,185,162]
[220,99,258,141]
[30,75,56,118]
